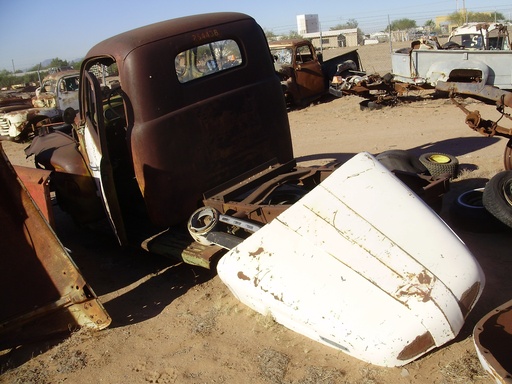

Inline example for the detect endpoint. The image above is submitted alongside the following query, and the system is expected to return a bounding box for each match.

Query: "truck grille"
[0,118,9,136]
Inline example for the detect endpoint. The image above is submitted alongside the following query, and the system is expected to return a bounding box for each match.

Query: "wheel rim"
[504,139,512,170]
[428,154,451,164]
[503,179,512,206]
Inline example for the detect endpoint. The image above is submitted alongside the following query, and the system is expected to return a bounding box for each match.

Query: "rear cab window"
[175,39,242,83]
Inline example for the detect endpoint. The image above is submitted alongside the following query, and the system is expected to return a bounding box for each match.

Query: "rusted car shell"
[0,70,79,140]
[270,39,326,106]
[81,13,293,229]
[0,144,110,349]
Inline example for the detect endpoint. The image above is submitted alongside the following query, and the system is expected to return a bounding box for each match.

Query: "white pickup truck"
[391,23,511,90]
[0,70,79,141]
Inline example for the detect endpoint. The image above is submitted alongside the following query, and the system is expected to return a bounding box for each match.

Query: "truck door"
[79,70,127,245]
[294,43,325,100]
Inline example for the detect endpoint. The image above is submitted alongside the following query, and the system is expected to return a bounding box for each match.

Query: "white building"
[303,29,359,49]
[296,14,320,35]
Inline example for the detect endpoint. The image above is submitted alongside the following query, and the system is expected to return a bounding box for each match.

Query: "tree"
[330,18,359,30]
[264,29,278,41]
[330,19,364,45]
[424,19,436,32]
[448,11,507,25]
[48,58,70,69]
[388,18,417,31]
[279,30,302,40]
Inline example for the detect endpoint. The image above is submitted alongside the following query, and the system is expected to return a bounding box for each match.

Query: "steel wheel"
[419,152,459,179]
[504,139,512,171]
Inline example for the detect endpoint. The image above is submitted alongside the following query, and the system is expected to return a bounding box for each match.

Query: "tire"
[449,188,508,233]
[376,150,427,174]
[483,171,512,229]
[419,152,459,179]
[504,139,512,171]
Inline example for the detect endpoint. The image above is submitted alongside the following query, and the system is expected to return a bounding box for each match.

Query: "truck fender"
[426,59,490,88]
[4,107,62,141]
[25,131,105,224]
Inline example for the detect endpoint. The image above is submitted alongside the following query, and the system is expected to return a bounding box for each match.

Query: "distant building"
[303,29,359,49]
[296,14,320,34]
[435,15,454,36]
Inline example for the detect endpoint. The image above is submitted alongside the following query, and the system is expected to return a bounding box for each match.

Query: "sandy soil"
[1,42,512,384]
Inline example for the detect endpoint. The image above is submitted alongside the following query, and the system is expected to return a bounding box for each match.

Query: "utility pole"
[388,15,392,54]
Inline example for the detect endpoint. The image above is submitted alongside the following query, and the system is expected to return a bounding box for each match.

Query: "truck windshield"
[271,48,293,65]
[450,34,484,49]
[175,39,242,83]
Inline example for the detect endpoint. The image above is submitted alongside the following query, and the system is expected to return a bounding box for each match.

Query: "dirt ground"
[1,41,512,384]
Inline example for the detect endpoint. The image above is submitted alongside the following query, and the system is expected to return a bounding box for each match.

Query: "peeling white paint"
[218,152,485,367]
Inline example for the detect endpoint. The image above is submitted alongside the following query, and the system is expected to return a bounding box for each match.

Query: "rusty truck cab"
[74,13,301,263]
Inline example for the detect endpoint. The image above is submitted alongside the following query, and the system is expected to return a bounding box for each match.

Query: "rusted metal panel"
[13,165,54,228]
[473,299,512,383]
[0,143,110,349]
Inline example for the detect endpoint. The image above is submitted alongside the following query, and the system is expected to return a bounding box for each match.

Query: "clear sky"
[0,0,510,72]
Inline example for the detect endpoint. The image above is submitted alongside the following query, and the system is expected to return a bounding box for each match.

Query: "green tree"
[264,29,278,41]
[279,30,302,40]
[448,11,507,25]
[48,58,70,68]
[330,19,364,45]
[424,19,436,32]
[388,18,417,31]
[330,18,359,30]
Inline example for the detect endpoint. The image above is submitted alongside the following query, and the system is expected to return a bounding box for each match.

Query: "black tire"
[483,171,512,229]
[504,139,512,171]
[419,152,459,179]
[449,188,508,233]
[376,150,428,174]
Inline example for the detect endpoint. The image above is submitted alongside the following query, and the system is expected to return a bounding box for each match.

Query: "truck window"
[175,39,242,83]
[451,34,484,49]
[271,48,293,65]
[296,45,314,63]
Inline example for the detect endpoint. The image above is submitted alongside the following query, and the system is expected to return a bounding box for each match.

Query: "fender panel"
[25,131,105,224]
[427,59,490,87]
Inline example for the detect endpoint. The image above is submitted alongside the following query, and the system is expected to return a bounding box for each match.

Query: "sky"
[1,0,511,72]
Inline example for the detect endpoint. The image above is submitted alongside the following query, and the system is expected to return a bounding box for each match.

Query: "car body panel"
[218,152,485,367]
[0,143,110,349]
